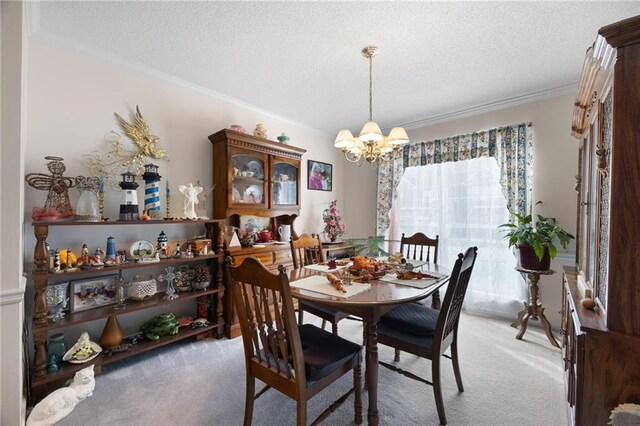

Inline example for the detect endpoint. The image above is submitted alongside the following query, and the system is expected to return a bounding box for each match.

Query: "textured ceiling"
[35,1,640,134]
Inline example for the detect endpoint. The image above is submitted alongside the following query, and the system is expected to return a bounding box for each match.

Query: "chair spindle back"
[435,247,478,351]
[399,232,439,264]
[226,257,305,385]
[290,233,326,269]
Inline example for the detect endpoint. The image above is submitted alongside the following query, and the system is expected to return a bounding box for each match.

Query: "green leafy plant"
[498,213,574,260]
[344,236,390,257]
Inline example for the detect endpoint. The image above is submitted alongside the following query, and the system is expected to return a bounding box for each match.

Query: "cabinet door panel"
[229,148,269,210]
[270,156,300,209]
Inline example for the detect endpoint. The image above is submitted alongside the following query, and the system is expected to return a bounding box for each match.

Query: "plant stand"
[511,267,559,348]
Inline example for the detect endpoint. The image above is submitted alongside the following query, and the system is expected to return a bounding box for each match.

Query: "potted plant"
[499,213,574,270]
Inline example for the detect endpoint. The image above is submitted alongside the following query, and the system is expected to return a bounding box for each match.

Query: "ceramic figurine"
[26,365,95,426]
[52,249,61,274]
[230,124,246,133]
[142,163,162,219]
[106,237,116,260]
[80,244,92,270]
[157,231,170,258]
[172,241,182,258]
[92,248,104,267]
[178,183,203,220]
[254,123,267,139]
[64,248,77,272]
[277,133,290,144]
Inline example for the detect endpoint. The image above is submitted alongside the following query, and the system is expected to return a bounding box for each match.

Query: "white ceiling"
[34,1,640,134]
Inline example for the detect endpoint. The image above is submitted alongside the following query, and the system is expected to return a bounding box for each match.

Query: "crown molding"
[390,83,578,132]
[28,28,332,139]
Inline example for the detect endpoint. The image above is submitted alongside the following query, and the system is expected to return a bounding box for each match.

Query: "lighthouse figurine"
[142,163,162,220]
[118,172,139,221]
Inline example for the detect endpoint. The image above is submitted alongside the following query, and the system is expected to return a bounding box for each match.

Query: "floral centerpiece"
[322,200,345,242]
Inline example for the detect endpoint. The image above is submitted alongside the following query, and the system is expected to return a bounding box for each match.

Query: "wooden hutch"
[209,129,306,338]
[563,15,640,425]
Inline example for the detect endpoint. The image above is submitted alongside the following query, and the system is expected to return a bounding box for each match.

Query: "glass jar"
[75,176,101,221]
[47,333,67,372]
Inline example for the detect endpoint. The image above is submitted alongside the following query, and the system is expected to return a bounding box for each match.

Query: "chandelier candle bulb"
[334,46,410,166]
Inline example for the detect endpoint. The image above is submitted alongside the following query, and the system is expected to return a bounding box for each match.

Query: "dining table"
[288,263,451,426]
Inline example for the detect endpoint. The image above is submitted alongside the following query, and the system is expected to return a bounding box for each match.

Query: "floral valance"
[376,123,533,235]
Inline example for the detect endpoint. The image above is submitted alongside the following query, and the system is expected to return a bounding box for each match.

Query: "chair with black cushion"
[377,247,478,425]
[291,233,350,335]
[226,256,362,426]
[400,232,440,308]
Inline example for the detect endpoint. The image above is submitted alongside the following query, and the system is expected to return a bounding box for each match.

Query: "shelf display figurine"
[64,248,77,272]
[165,180,171,219]
[75,176,101,222]
[52,249,61,273]
[158,266,179,300]
[25,156,76,220]
[157,231,170,258]
[106,236,116,260]
[172,240,182,258]
[254,123,267,139]
[112,271,128,311]
[142,163,162,220]
[26,365,95,426]
[118,172,140,221]
[178,183,203,220]
[80,244,91,270]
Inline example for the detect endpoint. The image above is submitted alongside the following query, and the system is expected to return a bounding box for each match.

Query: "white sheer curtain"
[387,157,526,319]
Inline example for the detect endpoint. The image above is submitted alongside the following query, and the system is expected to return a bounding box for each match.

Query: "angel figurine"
[178,183,203,219]
[25,156,75,220]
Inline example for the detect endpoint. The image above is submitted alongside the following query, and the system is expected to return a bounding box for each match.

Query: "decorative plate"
[243,185,263,203]
[129,240,155,260]
[62,331,102,364]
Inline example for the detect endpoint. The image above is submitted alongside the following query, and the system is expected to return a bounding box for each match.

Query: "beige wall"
[343,94,579,326]
[21,37,345,374]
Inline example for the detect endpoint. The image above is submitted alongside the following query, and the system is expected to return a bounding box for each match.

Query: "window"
[388,157,526,319]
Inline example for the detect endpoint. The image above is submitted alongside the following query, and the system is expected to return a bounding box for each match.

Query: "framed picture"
[70,275,118,313]
[239,215,270,235]
[307,160,333,191]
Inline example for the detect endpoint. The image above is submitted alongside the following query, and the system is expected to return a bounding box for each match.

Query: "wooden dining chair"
[377,247,478,425]
[291,233,350,335]
[400,232,440,308]
[226,256,362,426]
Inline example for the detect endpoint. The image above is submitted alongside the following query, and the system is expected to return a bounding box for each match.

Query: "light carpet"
[60,313,567,425]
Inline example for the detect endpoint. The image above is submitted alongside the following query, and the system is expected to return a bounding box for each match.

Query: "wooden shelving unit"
[27,219,226,403]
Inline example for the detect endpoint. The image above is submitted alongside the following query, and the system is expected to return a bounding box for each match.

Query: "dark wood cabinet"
[209,129,306,338]
[563,15,640,425]
[208,129,306,218]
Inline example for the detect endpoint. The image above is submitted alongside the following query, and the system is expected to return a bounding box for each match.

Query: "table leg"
[365,321,379,426]
[538,307,560,348]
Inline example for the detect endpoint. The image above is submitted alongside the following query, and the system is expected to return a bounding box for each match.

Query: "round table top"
[514,266,556,275]
[288,263,451,308]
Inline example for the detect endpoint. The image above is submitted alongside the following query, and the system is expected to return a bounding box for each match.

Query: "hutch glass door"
[271,158,299,207]
[230,151,268,209]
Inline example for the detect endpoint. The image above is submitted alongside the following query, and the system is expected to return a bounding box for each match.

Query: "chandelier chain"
[368,53,373,122]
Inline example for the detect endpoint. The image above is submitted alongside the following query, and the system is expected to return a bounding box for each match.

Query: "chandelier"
[334,46,409,166]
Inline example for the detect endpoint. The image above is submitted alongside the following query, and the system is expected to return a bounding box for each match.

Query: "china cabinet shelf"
[31,324,217,387]
[45,254,220,281]
[34,287,220,332]
[232,176,264,185]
